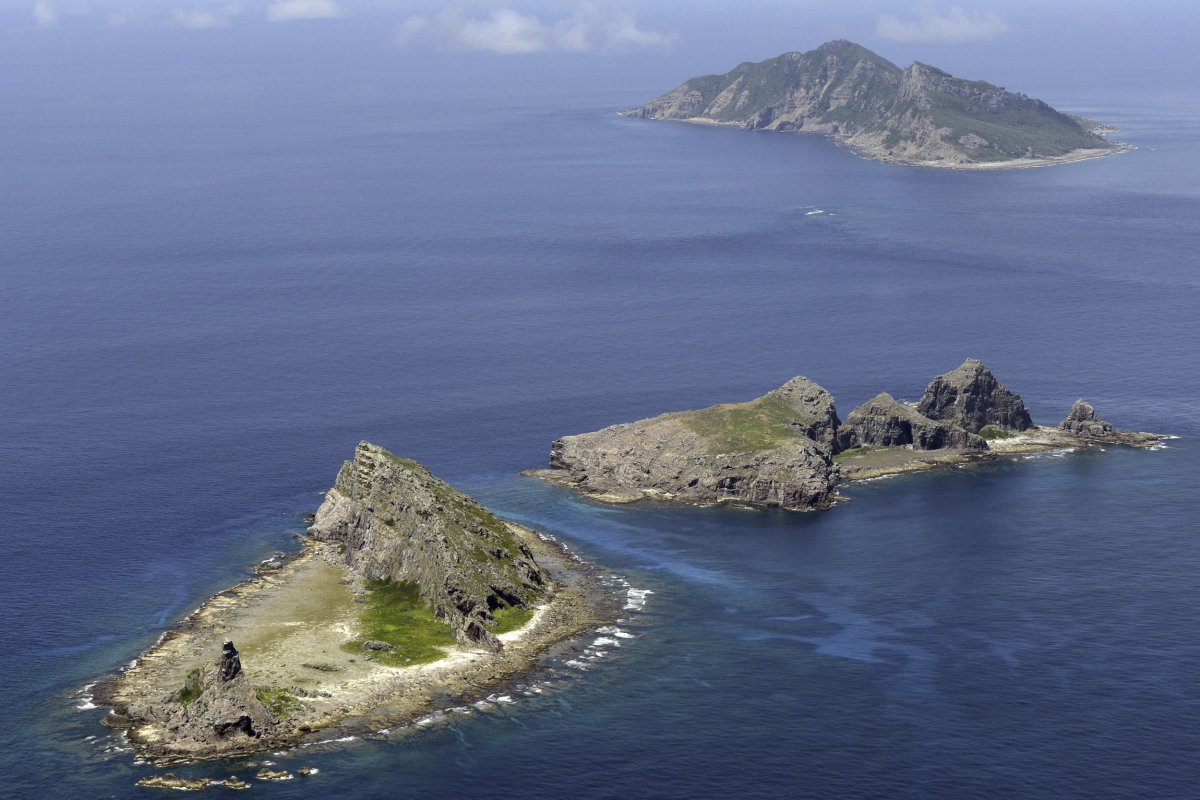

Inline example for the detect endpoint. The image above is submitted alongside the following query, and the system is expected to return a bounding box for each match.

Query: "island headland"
[94,442,615,764]
[624,40,1123,169]
[529,359,1166,510]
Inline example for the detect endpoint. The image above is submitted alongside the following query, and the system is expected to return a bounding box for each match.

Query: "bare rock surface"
[535,359,1167,508]
[837,392,986,451]
[124,641,278,757]
[917,359,1034,433]
[308,442,548,650]
[768,376,843,453]
[541,377,842,510]
[1059,399,1163,446]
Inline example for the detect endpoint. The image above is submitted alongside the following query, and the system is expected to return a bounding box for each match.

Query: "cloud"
[876,6,1009,43]
[395,2,674,54]
[266,0,341,22]
[171,6,239,29]
[394,14,429,46]
[32,0,58,27]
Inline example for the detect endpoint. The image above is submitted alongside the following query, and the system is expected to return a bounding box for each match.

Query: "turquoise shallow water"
[1,61,1198,797]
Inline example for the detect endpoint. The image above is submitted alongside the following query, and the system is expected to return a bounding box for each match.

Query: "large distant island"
[96,443,612,767]
[530,360,1164,510]
[624,40,1122,168]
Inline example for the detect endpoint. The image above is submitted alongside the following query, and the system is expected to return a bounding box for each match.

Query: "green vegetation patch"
[343,579,458,667]
[832,445,881,462]
[179,668,203,706]
[926,92,1105,159]
[681,394,805,454]
[491,604,535,635]
[380,450,425,472]
[978,425,1016,440]
[255,687,300,719]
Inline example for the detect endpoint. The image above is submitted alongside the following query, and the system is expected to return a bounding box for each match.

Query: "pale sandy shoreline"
[619,111,1128,170]
[866,144,1130,171]
[93,523,617,765]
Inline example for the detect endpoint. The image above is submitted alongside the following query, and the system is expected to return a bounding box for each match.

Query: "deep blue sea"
[2,60,1199,799]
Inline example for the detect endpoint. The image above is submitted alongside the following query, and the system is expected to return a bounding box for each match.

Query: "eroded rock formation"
[542,367,1032,510]
[546,377,842,510]
[120,641,278,755]
[917,359,1034,433]
[1059,399,1161,446]
[537,358,1168,510]
[837,392,986,451]
[308,442,547,650]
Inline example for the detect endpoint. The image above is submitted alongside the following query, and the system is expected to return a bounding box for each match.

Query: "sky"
[3,1,1199,107]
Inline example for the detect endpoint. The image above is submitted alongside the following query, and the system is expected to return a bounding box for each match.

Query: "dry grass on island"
[533,360,1166,510]
[96,445,613,765]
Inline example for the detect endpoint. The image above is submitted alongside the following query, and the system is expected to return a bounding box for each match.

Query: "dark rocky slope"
[1059,399,1162,446]
[837,391,986,451]
[309,442,547,650]
[625,40,1116,167]
[112,641,279,757]
[918,358,1034,433]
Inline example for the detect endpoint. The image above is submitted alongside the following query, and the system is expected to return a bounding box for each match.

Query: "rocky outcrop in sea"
[117,641,278,756]
[917,358,1034,433]
[625,40,1118,167]
[837,392,986,451]
[546,376,842,509]
[534,359,1164,510]
[1059,399,1162,446]
[95,444,608,765]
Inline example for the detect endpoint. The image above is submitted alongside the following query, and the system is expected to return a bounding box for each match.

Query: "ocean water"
[2,63,1199,798]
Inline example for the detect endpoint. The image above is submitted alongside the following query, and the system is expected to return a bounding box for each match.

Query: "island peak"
[96,444,610,763]
[309,441,547,650]
[624,41,1120,168]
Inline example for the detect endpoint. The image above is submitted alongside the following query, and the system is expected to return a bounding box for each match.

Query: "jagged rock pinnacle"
[218,641,242,682]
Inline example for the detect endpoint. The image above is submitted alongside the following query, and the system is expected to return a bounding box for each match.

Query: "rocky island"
[530,359,1165,510]
[95,442,611,764]
[625,40,1121,168]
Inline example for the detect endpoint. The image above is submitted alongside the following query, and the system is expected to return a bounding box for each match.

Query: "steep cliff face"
[837,392,986,451]
[1059,399,1162,446]
[627,40,1114,166]
[917,359,1034,433]
[1060,399,1116,438]
[766,376,843,453]
[548,378,842,510]
[309,442,547,650]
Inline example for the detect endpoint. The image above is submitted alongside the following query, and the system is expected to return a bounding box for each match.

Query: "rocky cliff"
[117,641,279,756]
[1059,399,1162,447]
[917,359,1034,433]
[537,359,1148,510]
[625,40,1115,167]
[546,377,842,509]
[309,442,547,650]
[837,392,986,451]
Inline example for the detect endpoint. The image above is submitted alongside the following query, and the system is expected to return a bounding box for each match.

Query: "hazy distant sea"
[2,67,1199,797]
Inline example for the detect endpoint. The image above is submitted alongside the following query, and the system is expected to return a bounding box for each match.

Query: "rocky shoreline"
[636,114,1126,171]
[531,360,1167,510]
[93,445,619,765]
